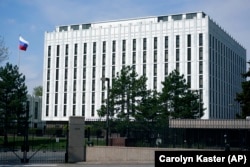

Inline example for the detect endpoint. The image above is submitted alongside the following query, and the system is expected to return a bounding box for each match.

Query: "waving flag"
[19,36,29,51]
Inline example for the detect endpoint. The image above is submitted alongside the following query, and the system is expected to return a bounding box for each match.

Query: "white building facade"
[42,12,246,121]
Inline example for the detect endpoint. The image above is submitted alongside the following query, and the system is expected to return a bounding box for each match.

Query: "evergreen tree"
[97,66,148,136]
[0,63,28,145]
[160,70,204,119]
[236,62,250,118]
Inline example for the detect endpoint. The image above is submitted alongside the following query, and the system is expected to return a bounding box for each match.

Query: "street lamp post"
[101,77,110,146]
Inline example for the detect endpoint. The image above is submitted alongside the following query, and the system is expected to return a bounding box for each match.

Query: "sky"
[0,0,249,94]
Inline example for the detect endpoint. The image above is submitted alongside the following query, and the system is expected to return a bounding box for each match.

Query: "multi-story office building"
[42,11,246,121]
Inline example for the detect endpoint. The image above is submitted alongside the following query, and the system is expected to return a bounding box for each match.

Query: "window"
[83,43,87,54]
[93,54,96,66]
[165,50,168,62]
[93,42,96,53]
[199,75,203,88]
[47,58,51,68]
[154,64,157,76]
[103,41,106,53]
[56,57,59,68]
[165,63,168,75]
[187,34,191,47]
[187,48,191,61]
[64,81,67,91]
[56,45,60,56]
[112,53,116,65]
[154,37,157,50]
[143,64,146,76]
[82,80,86,91]
[63,105,67,116]
[176,49,179,61]
[72,105,76,116]
[199,62,203,74]
[143,38,147,50]
[55,93,58,104]
[46,105,49,116]
[73,93,76,104]
[82,105,85,116]
[65,69,68,79]
[176,35,180,48]
[83,54,86,66]
[154,51,157,62]
[92,80,95,91]
[55,80,58,92]
[172,14,182,20]
[92,67,96,78]
[74,68,77,79]
[132,52,136,64]
[186,13,197,19]
[153,77,157,89]
[91,105,95,117]
[92,92,95,103]
[54,105,57,117]
[122,53,126,65]
[48,46,51,57]
[64,93,67,104]
[143,51,146,63]
[176,63,179,72]
[199,47,203,60]
[59,26,68,32]
[133,39,136,51]
[47,70,50,80]
[82,24,91,29]
[112,41,116,52]
[158,16,168,22]
[65,44,68,55]
[122,40,126,52]
[188,62,191,74]
[34,102,38,119]
[165,36,168,49]
[73,80,76,91]
[187,76,191,88]
[74,43,78,55]
[47,81,50,92]
[199,33,203,46]
[65,56,68,67]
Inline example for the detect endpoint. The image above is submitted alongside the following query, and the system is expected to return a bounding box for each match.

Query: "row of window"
[45,34,204,117]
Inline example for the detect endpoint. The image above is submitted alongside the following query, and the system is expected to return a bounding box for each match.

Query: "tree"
[236,62,250,118]
[0,36,9,63]
[0,63,28,145]
[98,66,148,136]
[33,86,43,96]
[160,70,204,119]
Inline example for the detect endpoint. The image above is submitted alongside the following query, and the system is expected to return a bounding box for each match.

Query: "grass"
[0,135,106,151]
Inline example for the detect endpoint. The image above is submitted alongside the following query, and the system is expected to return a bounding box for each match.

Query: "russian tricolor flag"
[19,36,29,51]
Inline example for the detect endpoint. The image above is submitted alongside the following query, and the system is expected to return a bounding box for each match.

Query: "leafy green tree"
[160,70,204,119]
[0,63,28,145]
[33,85,43,96]
[236,62,250,118]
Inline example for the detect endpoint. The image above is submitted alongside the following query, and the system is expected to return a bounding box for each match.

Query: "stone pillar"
[68,116,85,163]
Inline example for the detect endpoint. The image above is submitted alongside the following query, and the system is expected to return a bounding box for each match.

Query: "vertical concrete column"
[68,116,85,163]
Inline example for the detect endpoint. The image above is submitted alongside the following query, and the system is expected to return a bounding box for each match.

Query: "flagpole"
[18,35,20,68]
[18,48,21,68]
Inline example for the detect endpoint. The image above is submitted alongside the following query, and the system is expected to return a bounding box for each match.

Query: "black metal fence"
[86,120,250,150]
[0,122,67,165]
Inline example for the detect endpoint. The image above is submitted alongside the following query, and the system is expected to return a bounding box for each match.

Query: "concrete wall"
[86,146,211,163]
